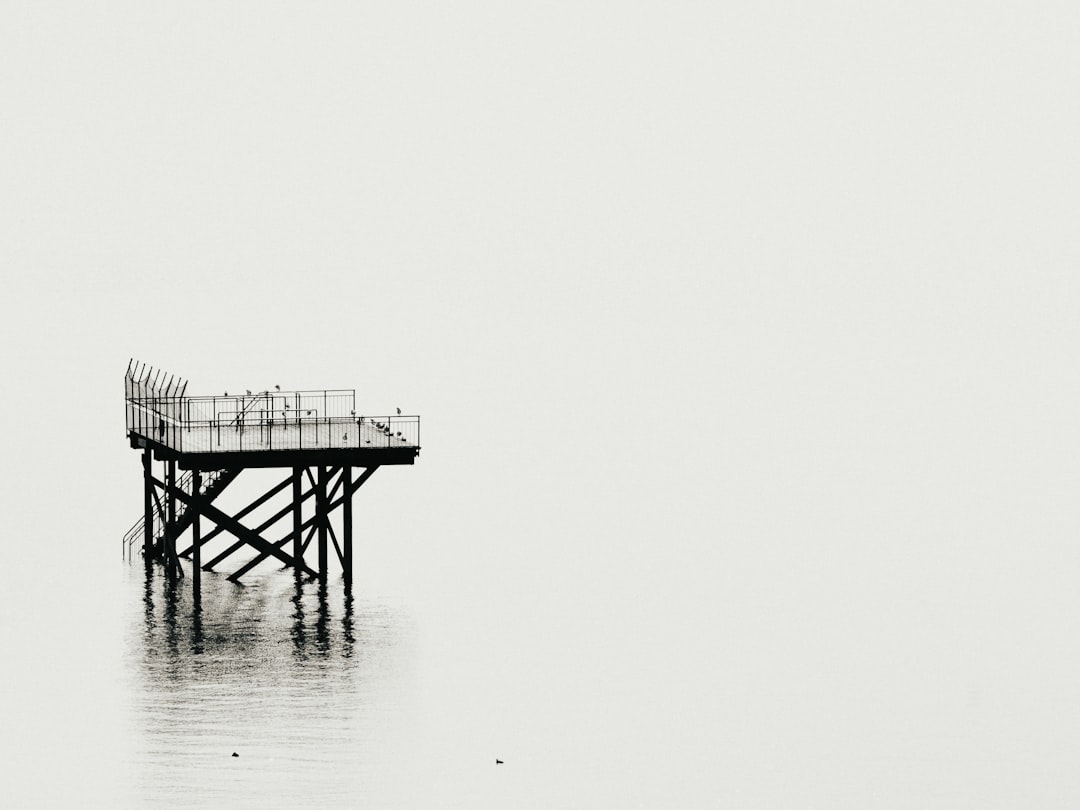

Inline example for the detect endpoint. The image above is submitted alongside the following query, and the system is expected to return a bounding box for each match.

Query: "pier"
[121,360,420,596]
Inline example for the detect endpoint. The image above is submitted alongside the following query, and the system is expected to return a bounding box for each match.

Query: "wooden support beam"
[329,468,345,503]
[328,521,344,567]
[306,465,344,504]
[279,521,318,571]
[220,466,379,582]
[293,467,303,573]
[174,469,241,554]
[318,466,328,584]
[143,447,153,559]
[192,469,201,603]
[227,500,330,580]
[167,486,320,580]
[201,480,317,570]
[148,475,177,572]
[166,459,177,580]
[301,522,317,555]
[342,465,353,587]
[345,465,380,503]
[179,472,291,557]
[149,484,166,558]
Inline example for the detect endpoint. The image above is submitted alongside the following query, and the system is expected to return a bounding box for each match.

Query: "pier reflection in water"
[122,562,414,808]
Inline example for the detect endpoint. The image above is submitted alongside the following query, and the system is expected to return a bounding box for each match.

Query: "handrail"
[128,407,419,455]
[125,387,383,454]
[122,468,229,558]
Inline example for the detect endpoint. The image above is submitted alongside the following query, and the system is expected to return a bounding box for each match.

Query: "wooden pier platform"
[122,360,420,594]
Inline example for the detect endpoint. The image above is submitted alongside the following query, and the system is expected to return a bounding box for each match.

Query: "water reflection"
[123,562,412,809]
[132,566,374,672]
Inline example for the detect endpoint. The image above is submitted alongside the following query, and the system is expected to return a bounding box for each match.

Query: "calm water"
[120,563,419,808]
[7,521,1073,808]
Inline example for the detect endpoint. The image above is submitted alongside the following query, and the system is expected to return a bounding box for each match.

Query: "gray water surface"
[120,563,416,808]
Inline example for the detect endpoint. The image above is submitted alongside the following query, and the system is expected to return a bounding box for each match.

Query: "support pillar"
[293,466,303,576]
[143,447,153,559]
[342,465,353,588]
[191,469,201,603]
[166,459,176,580]
[318,465,328,584]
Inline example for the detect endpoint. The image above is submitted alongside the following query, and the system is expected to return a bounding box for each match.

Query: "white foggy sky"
[3,2,1080,806]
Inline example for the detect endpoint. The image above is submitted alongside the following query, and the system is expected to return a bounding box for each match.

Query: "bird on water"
[232,752,239,758]
[496,759,503,765]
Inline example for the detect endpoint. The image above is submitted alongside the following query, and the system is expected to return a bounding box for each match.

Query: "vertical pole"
[293,466,303,575]
[166,459,176,580]
[317,465,328,584]
[342,465,353,588]
[191,469,202,603]
[143,446,153,559]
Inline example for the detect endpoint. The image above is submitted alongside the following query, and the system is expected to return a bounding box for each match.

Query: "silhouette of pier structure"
[122,360,419,596]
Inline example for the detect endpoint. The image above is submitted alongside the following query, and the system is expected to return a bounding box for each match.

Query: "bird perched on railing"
[246,389,252,396]
[275,385,280,391]
[396,407,401,415]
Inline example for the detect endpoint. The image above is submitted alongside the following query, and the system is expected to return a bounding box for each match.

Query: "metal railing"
[126,363,419,455]
[172,413,420,453]
[125,359,188,451]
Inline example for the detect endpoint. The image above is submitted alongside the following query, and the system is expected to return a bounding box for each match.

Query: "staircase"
[122,468,237,559]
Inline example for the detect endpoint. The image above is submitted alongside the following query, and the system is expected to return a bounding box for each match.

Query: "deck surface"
[130,419,419,469]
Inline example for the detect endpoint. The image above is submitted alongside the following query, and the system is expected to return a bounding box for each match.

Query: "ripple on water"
[121,562,416,809]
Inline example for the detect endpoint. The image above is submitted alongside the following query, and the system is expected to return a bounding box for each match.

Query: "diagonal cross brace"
[228,465,379,581]
[173,470,241,555]
[152,469,238,554]
[230,466,343,582]
[227,498,337,582]
[179,472,293,558]
[328,521,344,567]
[306,466,346,504]
[203,481,319,571]
[166,482,321,580]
